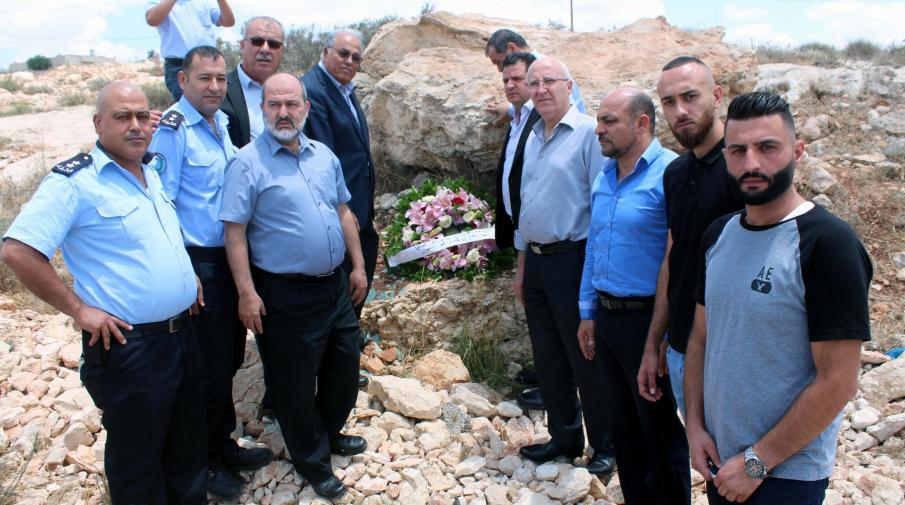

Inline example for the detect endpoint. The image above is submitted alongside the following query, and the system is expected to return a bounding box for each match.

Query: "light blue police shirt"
[578,138,678,319]
[219,130,351,275]
[149,97,237,247]
[147,0,221,59]
[3,145,197,324]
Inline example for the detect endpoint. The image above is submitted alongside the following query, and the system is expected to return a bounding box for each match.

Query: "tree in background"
[26,56,51,71]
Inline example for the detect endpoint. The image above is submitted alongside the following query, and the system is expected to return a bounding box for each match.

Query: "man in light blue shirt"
[512,56,615,476]
[221,73,367,500]
[576,88,689,505]
[148,46,272,499]
[0,82,206,504]
[146,0,235,101]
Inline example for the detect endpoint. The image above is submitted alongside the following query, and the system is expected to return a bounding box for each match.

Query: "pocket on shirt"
[185,151,223,190]
[96,198,149,243]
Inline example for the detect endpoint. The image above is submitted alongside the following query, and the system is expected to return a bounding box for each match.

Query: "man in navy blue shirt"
[578,88,690,504]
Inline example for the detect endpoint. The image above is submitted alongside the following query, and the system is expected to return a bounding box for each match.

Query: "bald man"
[578,88,690,504]
[1,81,207,503]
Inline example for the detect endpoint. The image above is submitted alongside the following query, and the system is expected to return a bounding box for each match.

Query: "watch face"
[745,458,766,478]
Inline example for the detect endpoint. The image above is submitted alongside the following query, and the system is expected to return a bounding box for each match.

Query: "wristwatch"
[744,446,768,479]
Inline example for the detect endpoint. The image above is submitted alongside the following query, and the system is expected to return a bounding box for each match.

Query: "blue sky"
[1,0,903,69]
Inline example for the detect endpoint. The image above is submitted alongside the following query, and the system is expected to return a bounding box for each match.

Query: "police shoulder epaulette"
[51,153,92,177]
[159,110,185,130]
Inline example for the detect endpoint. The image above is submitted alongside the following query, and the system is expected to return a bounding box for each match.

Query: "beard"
[737,158,795,205]
[669,107,715,150]
[266,115,306,143]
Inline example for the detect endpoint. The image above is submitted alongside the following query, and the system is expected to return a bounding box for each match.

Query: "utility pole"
[570,0,574,31]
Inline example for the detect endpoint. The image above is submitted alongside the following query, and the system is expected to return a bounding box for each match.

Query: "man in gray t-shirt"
[684,91,871,505]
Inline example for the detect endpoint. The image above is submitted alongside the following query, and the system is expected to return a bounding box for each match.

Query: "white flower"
[438,215,453,228]
[402,228,415,242]
[422,195,435,203]
[466,248,481,264]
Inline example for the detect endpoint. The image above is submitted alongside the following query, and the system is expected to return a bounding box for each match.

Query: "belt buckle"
[530,244,542,255]
[167,316,178,333]
[598,295,611,310]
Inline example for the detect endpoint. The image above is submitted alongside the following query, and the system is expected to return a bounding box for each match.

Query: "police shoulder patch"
[51,153,92,177]
[142,151,167,173]
[159,110,184,130]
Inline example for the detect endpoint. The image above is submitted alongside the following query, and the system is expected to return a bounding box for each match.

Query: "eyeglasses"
[248,36,283,49]
[526,77,570,90]
[331,47,363,64]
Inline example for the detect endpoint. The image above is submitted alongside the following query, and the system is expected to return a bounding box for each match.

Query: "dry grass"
[756,40,905,67]
[140,82,173,111]
[0,101,34,117]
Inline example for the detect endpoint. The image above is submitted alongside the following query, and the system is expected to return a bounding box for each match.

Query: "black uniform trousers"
[80,315,207,505]
[341,222,379,318]
[253,268,361,481]
[187,247,248,467]
[595,298,691,505]
[522,248,614,454]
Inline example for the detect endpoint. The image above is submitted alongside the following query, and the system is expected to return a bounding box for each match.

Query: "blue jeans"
[707,478,828,504]
[164,60,183,102]
[666,344,686,418]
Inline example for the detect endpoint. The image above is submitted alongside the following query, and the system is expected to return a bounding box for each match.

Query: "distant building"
[8,50,115,72]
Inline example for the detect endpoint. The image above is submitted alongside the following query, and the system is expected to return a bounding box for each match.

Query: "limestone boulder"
[368,375,443,420]
[361,12,757,177]
[413,349,470,390]
[861,358,905,409]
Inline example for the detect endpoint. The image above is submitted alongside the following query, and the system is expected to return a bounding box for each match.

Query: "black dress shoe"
[519,440,583,463]
[586,450,617,476]
[309,474,348,499]
[330,434,367,456]
[516,388,546,411]
[222,443,273,472]
[207,467,241,500]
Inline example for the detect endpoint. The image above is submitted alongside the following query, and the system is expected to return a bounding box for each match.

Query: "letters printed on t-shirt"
[751,265,774,294]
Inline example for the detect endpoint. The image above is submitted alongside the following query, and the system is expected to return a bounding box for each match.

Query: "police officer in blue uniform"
[149,46,272,499]
[221,73,367,500]
[1,81,207,504]
[146,0,235,101]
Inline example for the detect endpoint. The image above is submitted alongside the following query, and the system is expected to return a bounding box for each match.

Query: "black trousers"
[707,478,828,504]
[253,268,361,480]
[187,247,248,467]
[80,316,207,505]
[523,248,614,453]
[341,222,379,318]
[595,300,690,505]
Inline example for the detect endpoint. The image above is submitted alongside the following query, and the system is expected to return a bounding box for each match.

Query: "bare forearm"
[684,304,707,431]
[340,206,364,271]
[224,223,256,296]
[0,240,83,317]
[755,340,862,470]
[216,0,235,27]
[145,0,177,26]
[644,255,670,352]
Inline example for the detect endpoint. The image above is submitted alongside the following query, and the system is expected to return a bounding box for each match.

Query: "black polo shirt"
[663,139,744,354]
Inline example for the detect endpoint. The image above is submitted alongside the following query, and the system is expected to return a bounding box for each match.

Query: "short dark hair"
[501,51,536,71]
[662,55,707,72]
[183,45,223,73]
[726,91,795,134]
[628,93,656,134]
[486,29,528,55]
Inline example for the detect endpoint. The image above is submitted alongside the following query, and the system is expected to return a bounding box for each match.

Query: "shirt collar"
[693,138,725,165]
[261,129,315,156]
[318,61,355,95]
[603,138,666,175]
[92,142,154,173]
[533,103,580,136]
[175,97,230,132]
[512,100,534,124]
[237,63,262,89]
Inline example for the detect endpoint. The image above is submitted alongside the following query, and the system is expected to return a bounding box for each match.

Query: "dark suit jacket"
[221,68,251,148]
[495,107,541,250]
[302,65,375,229]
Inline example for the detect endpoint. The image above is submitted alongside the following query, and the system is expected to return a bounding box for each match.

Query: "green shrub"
[450,331,515,393]
[843,39,879,60]
[0,76,20,93]
[141,82,173,111]
[58,92,90,107]
[0,101,33,117]
[26,55,51,71]
[88,77,111,92]
[22,84,52,95]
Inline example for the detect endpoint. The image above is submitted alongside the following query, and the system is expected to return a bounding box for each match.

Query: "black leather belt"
[528,239,586,255]
[81,309,190,340]
[164,57,184,66]
[273,270,336,281]
[598,292,654,311]
[186,246,227,263]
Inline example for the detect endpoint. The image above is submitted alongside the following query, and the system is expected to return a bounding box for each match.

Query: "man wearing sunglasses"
[146,0,235,102]
[222,16,285,149]
[302,30,377,323]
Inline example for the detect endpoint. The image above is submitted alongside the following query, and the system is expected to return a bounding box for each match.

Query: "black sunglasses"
[332,47,362,64]
[248,36,283,49]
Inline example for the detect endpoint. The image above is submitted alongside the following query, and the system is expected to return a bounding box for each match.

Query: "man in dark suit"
[221,16,284,148]
[302,29,377,316]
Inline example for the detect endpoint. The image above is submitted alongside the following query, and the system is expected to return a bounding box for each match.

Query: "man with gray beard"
[220,73,367,499]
